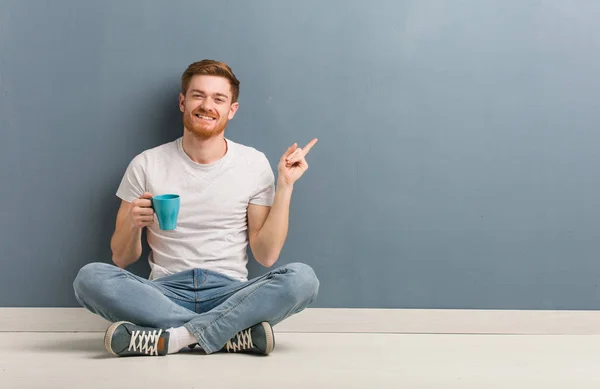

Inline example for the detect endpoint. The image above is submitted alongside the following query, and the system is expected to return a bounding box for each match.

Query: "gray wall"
[2,0,600,309]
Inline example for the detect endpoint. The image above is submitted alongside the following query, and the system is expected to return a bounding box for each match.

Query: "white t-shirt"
[116,137,275,281]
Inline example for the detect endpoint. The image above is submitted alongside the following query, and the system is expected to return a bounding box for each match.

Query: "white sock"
[166,327,198,354]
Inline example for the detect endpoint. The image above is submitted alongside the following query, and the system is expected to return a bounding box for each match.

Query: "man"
[73,60,319,357]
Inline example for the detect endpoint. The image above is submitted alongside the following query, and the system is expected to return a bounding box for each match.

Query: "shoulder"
[128,138,179,167]
[228,139,270,168]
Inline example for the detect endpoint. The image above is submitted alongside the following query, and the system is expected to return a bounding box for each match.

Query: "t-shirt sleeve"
[116,154,147,203]
[249,153,275,206]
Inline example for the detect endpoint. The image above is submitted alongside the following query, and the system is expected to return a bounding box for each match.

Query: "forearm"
[110,217,143,268]
[253,179,294,267]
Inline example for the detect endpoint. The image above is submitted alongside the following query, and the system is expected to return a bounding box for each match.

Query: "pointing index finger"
[302,138,318,156]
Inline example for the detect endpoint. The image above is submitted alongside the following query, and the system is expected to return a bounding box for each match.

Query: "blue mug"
[151,194,180,230]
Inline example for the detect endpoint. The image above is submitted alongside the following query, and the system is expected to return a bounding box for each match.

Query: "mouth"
[194,113,217,121]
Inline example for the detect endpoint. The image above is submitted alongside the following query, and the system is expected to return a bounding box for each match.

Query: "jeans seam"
[184,322,211,352]
[201,283,246,301]
[122,271,195,302]
[203,271,270,300]
[186,278,271,353]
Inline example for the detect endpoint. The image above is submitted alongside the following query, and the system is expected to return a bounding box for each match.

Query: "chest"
[146,164,257,227]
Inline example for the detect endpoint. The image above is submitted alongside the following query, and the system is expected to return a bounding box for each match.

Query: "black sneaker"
[104,321,170,357]
[223,322,275,355]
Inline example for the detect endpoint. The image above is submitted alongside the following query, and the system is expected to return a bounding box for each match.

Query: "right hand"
[130,192,155,228]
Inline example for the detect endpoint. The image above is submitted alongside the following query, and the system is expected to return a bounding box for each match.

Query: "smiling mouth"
[195,114,216,121]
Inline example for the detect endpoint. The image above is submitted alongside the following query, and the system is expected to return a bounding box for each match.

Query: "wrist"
[276,178,294,193]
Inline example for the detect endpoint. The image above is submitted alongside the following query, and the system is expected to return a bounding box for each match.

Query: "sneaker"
[223,322,274,355]
[104,321,170,357]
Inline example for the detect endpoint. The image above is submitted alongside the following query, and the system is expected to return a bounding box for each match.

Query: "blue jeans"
[73,262,319,354]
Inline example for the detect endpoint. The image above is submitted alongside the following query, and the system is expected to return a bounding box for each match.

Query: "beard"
[183,107,229,139]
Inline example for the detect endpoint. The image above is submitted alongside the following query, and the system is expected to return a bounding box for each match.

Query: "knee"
[73,262,117,300]
[280,263,320,305]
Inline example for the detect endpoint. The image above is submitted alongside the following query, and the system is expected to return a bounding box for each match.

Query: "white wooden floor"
[1,332,599,388]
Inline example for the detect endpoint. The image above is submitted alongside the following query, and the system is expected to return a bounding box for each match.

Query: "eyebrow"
[190,89,230,99]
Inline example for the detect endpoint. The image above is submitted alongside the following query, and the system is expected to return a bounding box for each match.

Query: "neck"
[181,129,228,164]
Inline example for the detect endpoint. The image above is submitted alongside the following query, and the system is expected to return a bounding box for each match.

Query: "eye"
[216,98,225,103]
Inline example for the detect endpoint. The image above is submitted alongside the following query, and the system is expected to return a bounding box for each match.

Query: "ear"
[179,93,185,113]
[228,102,239,120]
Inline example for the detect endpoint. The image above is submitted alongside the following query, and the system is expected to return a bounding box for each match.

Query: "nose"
[200,98,215,112]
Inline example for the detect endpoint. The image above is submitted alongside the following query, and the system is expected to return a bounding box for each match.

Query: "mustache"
[192,108,218,118]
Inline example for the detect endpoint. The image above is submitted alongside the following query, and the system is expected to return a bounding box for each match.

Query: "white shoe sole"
[104,321,132,357]
[262,322,275,355]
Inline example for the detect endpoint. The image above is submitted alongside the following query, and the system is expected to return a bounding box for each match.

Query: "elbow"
[111,255,128,269]
[262,260,277,268]
[250,239,282,268]
[109,231,142,269]
[111,248,140,269]
[256,253,280,268]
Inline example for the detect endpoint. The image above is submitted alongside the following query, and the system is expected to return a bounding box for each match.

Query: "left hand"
[278,138,318,186]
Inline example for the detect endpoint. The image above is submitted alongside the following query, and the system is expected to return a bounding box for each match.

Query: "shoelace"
[128,329,163,356]
[225,328,253,353]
